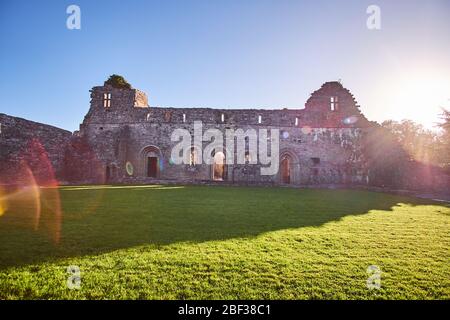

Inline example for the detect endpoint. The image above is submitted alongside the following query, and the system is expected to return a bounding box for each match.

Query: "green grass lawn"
[0,185,449,299]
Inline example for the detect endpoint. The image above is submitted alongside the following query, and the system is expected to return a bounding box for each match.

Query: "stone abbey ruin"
[0,77,448,193]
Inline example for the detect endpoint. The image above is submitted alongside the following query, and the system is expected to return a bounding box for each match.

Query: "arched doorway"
[281,155,291,184]
[212,151,226,181]
[147,156,158,178]
[140,146,162,178]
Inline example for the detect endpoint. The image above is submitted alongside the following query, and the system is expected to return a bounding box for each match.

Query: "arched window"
[212,151,226,181]
[190,147,199,166]
[245,151,251,164]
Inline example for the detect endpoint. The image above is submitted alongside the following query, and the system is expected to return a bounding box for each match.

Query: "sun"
[385,72,450,129]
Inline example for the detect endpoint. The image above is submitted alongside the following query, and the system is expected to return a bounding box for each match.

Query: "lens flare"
[0,201,6,217]
[62,137,107,219]
[301,126,312,134]
[125,161,134,175]
[0,186,8,217]
[342,115,359,125]
[0,138,62,244]
[1,164,41,230]
[26,139,62,243]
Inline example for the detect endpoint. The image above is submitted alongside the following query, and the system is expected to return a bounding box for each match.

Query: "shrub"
[104,74,132,89]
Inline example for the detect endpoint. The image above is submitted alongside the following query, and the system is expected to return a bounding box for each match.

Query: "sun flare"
[383,72,450,129]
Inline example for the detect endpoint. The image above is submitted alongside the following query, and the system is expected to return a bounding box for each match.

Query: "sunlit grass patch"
[0,185,449,299]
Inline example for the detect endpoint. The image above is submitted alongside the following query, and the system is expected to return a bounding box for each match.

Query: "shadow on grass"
[0,185,444,269]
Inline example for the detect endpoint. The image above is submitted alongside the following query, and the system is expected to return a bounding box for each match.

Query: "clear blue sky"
[1,0,449,131]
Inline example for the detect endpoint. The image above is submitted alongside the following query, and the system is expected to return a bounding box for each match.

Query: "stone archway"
[212,151,226,181]
[280,155,291,184]
[279,149,299,185]
[139,145,162,178]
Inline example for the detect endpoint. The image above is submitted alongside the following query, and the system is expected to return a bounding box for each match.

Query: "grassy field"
[0,185,449,299]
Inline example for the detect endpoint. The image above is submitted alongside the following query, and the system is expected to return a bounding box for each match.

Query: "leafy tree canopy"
[104,74,132,89]
[381,118,448,170]
[438,108,450,133]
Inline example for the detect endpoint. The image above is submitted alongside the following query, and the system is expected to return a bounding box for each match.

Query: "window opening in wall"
[213,151,226,181]
[189,147,198,166]
[103,93,111,108]
[245,151,251,164]
[330,96,338,111]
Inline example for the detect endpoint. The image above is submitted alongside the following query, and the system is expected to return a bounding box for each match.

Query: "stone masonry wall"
[1,80,447,194]
[78,81,370,186]
[0,113,72,185]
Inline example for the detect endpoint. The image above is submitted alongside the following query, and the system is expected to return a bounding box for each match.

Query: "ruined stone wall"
[78,81,370,186]
[80,121,368,185]
[81,82,370,127]
[0,114,72,185]
[134,89,148,108]
[2,81,447,194]
[62,135,106,184]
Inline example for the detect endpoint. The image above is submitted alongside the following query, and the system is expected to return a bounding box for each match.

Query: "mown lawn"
[0,185,449,299]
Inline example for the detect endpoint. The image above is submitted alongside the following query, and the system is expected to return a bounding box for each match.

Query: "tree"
[381,119,440,166]
[363,123,410,187]
[437,109,450,170]
[104,74,132,89]
[438,108,450,132]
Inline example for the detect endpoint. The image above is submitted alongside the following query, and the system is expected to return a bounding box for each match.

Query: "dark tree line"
[362,109,449,189]
[380,109,449,171]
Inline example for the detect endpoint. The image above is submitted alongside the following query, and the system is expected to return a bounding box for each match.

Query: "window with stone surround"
[189,146,199,166]
[103,93,111,108]
[258,115,262,124]
[245,151,251,164]
[330,96,338,111]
